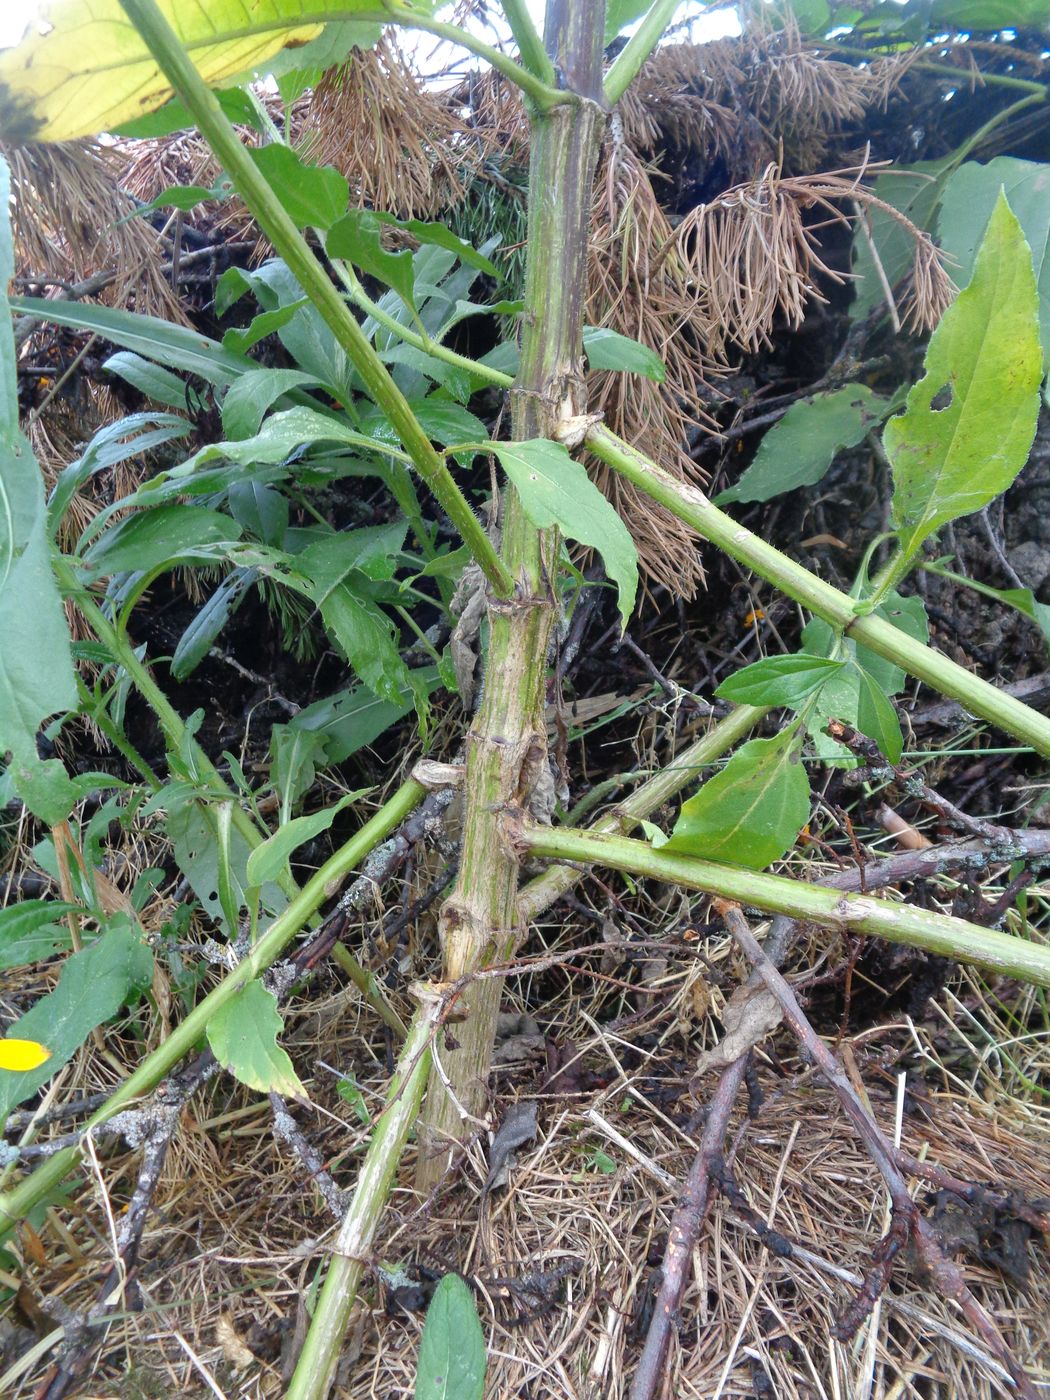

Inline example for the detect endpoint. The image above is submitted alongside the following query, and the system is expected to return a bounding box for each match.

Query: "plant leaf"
[0,900,79,970]
[251,145,349,231]
[246,790,369,888]
[103,352,189,409]
[172,568,257,680]
[886,193,1042,565]
[206,979,306,1098]
[414,1273,487,1400]
[0,922,153,1123]
[0,0,338,144]
[849,157,953,324]
[666,730,811,869]
[11,297,252,386]
[0,156,78,818]
[221,368,322,440]
[716,385,889,505]
[715,654,846,708]
[494,440,639,628]
[604,0,656,44]
[937,157,1050,380]
[583,327,666,382]
[84,505,242,577]
[223,299,308,354]
[855,665,904,764]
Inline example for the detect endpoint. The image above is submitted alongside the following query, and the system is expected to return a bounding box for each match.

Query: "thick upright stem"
[416,2,608,1185]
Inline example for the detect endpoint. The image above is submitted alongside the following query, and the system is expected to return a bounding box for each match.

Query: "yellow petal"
[0,1039,51,1071]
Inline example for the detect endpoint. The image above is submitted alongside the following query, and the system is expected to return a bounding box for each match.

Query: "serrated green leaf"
[221,368,322,440]
[855,666,904,764]
[583,327,665,382]
[0,900,79,970]
[0,923,154,1123]
[327,211,416,309]
[414,1273,486,1400]
[886,194,1042,565]
[715,654,845,708]
[206,979,306,1098]
[666,730,811,869]
[246,789,369,888]
[716,385,889,505]
[493,440,638,628]
[372,214,499,277]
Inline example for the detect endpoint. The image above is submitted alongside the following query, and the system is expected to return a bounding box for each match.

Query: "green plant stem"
[604,0,682,104]
[286,990,439,1400]
[75,675,161,793]
[415,0,608,1187]
[342,270,514,390]
[0,780,424,1244]
[500,0,558,86]
[585,424,1050,756]
[518,702,768,921]
[515,823,1050,986]
[117,0,515,602]
[58,556,402,1033]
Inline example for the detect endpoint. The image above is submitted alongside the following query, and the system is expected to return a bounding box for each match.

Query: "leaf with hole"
[0,157,79,819]
[715,654,846,708]
[716,385,890,505]
[494,440,638,628]
[886,193,1042,566]
[206,979,306,1099]
[414,1273,487,1400]
[666,729,811,869]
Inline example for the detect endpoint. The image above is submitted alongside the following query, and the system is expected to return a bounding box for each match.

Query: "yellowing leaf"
[0,1039,51,1072]
[0,0,327,143]
[206,979,306,1098]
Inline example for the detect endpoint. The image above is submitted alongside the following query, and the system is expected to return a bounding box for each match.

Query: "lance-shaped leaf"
[414,1273,487,1400]
[0,1,329,144]
[715,653,845,709]
[666,729,811,870]
[886,193,1042,567]
[206,979,306,1098]
[0,157,78,820]
[494,440,639,628]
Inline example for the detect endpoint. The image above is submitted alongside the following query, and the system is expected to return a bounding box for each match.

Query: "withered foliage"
[4,140,185,322]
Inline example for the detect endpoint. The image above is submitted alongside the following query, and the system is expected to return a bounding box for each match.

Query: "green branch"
[604,0,681,105]
[500,0,558,87]
[117,0,515,601]
[286,990,440,1400]
[585,424,1050,756]
[0,779,425,1243]
[516,822,1050,987]
[517,701,768,921]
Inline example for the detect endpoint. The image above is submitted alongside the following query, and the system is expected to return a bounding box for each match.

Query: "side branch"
[513,821,1050,986]
[584,424,1050,757]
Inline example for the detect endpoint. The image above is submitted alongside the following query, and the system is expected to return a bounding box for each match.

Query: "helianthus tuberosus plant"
[1,2,1050,1395]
